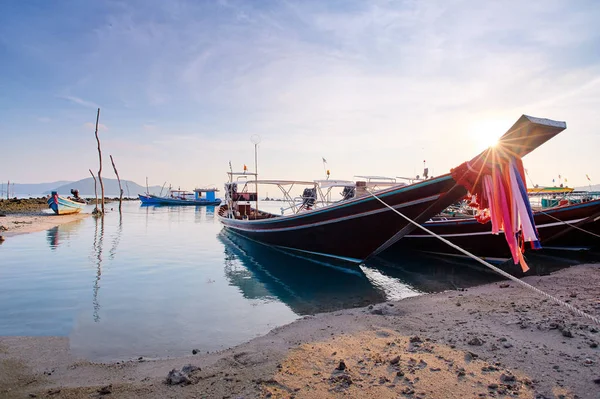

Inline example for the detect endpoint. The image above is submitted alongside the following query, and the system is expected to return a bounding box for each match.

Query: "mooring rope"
[366,189,600,326]
[537,208,600,239]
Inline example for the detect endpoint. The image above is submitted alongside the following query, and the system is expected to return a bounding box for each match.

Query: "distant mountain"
[4,181,73,196]
[574,184,600,191]
[48,178,164,197]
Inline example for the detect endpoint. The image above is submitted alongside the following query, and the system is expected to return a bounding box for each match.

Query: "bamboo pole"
[94,108,105,214]
[89,169,98,213]
[109,155,123,213]
[7,180,9,199]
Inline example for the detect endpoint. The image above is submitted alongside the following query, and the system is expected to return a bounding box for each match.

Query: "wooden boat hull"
[219,115,567,262]
[220,176,464,261]
[138,194,221,206]
[391,199,600,261]
[47,194,86,215]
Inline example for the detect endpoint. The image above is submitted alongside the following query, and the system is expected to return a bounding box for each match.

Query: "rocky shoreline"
[1,263,598,398]
[0,197,137,215]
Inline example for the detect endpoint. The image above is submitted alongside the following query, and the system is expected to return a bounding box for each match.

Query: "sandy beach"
[0,213,90,239]
[1,254,598,398]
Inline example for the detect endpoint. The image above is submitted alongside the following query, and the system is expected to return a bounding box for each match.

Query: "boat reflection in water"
[219,231,394,315]
[46,218,86,250]
[219,230,515,315]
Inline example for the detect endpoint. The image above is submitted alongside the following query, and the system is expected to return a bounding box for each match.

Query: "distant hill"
[5,181,73,196]
[48,178,164,197]
[574,184,600,191]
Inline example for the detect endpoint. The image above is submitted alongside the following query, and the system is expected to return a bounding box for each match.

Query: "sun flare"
[467,118,508,150]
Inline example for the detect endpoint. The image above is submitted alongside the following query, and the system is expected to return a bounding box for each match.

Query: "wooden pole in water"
[89,169,98,212]
[146,177,149,195]
[94,108,105,214]
[109,155,123,213]
[7,180,9,199]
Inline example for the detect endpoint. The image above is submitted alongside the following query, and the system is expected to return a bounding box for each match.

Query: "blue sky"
[1,0,599,191]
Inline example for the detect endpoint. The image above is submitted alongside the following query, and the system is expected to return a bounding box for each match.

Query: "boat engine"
[341,186,355,201]
[225,183,238,201]
[69,188,86,203]
[301,187,317,210]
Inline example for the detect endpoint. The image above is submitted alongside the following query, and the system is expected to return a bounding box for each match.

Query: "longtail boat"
[218,115,567,263]
[391,198,600,263]
[139,188,221,206]
[47,191,86,215]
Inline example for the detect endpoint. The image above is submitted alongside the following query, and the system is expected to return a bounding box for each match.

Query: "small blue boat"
[47,191,86,215]
[139,188,221,206]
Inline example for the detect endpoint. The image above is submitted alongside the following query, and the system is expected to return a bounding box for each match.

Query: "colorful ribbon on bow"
[452,155,540,272]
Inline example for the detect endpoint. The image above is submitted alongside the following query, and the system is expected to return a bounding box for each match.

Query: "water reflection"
[109,212,123,261]
[367,252,503,292]
[219,231,390,315]
[91,215,105,322]
[46,218,85,250]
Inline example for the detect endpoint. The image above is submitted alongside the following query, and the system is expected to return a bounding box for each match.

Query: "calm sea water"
[0,201,504,362]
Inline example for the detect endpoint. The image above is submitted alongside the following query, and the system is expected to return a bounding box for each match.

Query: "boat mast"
[251,135,261,219]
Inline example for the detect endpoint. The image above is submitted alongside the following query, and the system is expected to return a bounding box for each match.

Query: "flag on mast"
[322,157,327,164]
[587,174,592,181]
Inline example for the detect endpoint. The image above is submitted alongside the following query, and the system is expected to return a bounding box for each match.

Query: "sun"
[467,118,508,151]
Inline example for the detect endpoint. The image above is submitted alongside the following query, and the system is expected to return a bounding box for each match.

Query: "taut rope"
[365,189,600,326]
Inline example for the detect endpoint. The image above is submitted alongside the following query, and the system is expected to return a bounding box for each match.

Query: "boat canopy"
[194,188,219,192]
[354,175,397,182]
[527,187,574,194]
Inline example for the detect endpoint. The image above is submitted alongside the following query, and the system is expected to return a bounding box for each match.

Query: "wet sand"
[0,213,90,238]
[1,263,598,398]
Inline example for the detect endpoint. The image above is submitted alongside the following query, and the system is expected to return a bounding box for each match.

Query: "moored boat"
[390,198,600,263]
[218,115,567,263]
[139,188,221,206]
[47,191,86,215]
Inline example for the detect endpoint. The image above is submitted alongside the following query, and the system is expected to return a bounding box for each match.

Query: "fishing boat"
[218,115,567,263]
[47,191,86,215]
[390,198,600,263]
[139,188,221,206]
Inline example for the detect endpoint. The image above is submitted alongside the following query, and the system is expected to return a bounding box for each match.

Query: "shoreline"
[0,212,91,238]
[1,263,599,398]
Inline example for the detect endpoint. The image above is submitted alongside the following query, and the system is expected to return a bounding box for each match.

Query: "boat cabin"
[194,188,219,202]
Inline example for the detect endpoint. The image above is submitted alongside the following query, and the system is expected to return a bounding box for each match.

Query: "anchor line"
[364,189,600,326]
[536,209,600,240]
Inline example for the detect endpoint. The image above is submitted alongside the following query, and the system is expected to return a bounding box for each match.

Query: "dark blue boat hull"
[138,194,221,206]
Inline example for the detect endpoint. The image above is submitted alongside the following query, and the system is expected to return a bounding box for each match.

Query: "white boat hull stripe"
[405,218,587,238]
[224,195,441,233]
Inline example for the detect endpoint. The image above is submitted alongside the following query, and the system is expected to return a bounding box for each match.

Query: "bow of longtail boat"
[47,191,86,215]
[218,115,566,262]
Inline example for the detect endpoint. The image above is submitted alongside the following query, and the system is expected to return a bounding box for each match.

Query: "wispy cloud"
[1,0,600,187]
[83,122,108,131]
[59,95,100,109]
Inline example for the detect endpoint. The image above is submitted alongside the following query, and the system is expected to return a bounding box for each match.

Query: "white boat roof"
[227,171,258,176]
[238,179,317,186]
[194,188,219,192]
[316,180,356,189]
[354,175,397,182]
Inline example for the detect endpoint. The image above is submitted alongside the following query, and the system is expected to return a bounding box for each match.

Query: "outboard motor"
[341,186,355,201]
[225,182,238,201]
[70,189,80,199]
[301,187,317,209]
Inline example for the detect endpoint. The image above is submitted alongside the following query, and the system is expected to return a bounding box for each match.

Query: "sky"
[1,0,599,192]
